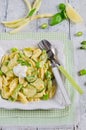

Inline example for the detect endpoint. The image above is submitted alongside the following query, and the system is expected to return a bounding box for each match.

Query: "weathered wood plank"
[69,1,86,130]
[38,128,53,130]
[38,128,73,130]
[68,0,86,96]
[0,0,7,32]
[1,127,74,130]
[1,126,36,130]
[0,127,77,130]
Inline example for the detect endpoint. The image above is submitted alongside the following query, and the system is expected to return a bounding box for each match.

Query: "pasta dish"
[0,47,56,104]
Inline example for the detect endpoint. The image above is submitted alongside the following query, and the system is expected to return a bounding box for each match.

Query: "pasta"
[0,47,56,104]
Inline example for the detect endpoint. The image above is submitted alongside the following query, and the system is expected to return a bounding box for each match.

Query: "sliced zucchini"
[31,78,44,92]
[12,84,23,100]
[26,75,37,83]
[23,85,37,98]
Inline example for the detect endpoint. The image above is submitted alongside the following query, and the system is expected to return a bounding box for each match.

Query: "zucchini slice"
[26,75,37,83]
[12,84,23,100]
[31,78,44,92]
[23,85,37,98]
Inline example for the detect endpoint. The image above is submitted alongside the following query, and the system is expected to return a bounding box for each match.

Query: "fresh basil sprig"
[49,3,67,26]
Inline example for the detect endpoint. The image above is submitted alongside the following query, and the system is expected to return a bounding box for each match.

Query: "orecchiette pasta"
[0,47,56,104]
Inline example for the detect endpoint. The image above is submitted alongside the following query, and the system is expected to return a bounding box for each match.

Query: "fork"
[38,40,71,106]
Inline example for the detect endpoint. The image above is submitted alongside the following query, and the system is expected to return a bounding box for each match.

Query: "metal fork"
[38,40,71,106]
[38,40,83,101]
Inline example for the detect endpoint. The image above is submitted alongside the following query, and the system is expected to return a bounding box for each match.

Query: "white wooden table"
[0,0,86,130]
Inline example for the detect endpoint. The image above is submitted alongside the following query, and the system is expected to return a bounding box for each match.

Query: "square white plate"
[0,39,67,110]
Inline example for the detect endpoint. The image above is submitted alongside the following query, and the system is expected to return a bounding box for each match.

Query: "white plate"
[0,39,66,110]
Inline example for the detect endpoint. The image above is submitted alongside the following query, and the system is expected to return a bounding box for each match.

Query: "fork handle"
[52,67,71,106]
[58,65,84,94]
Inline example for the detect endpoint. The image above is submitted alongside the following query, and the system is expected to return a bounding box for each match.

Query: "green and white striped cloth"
[0,32,79,126]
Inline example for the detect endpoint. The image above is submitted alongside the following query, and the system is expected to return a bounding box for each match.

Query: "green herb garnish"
[45,71,52,79]
[36,62,41,68]
[18,52,24,58]
[11,48,18,52]
[42,94,49,100]
[17,59,31,66]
